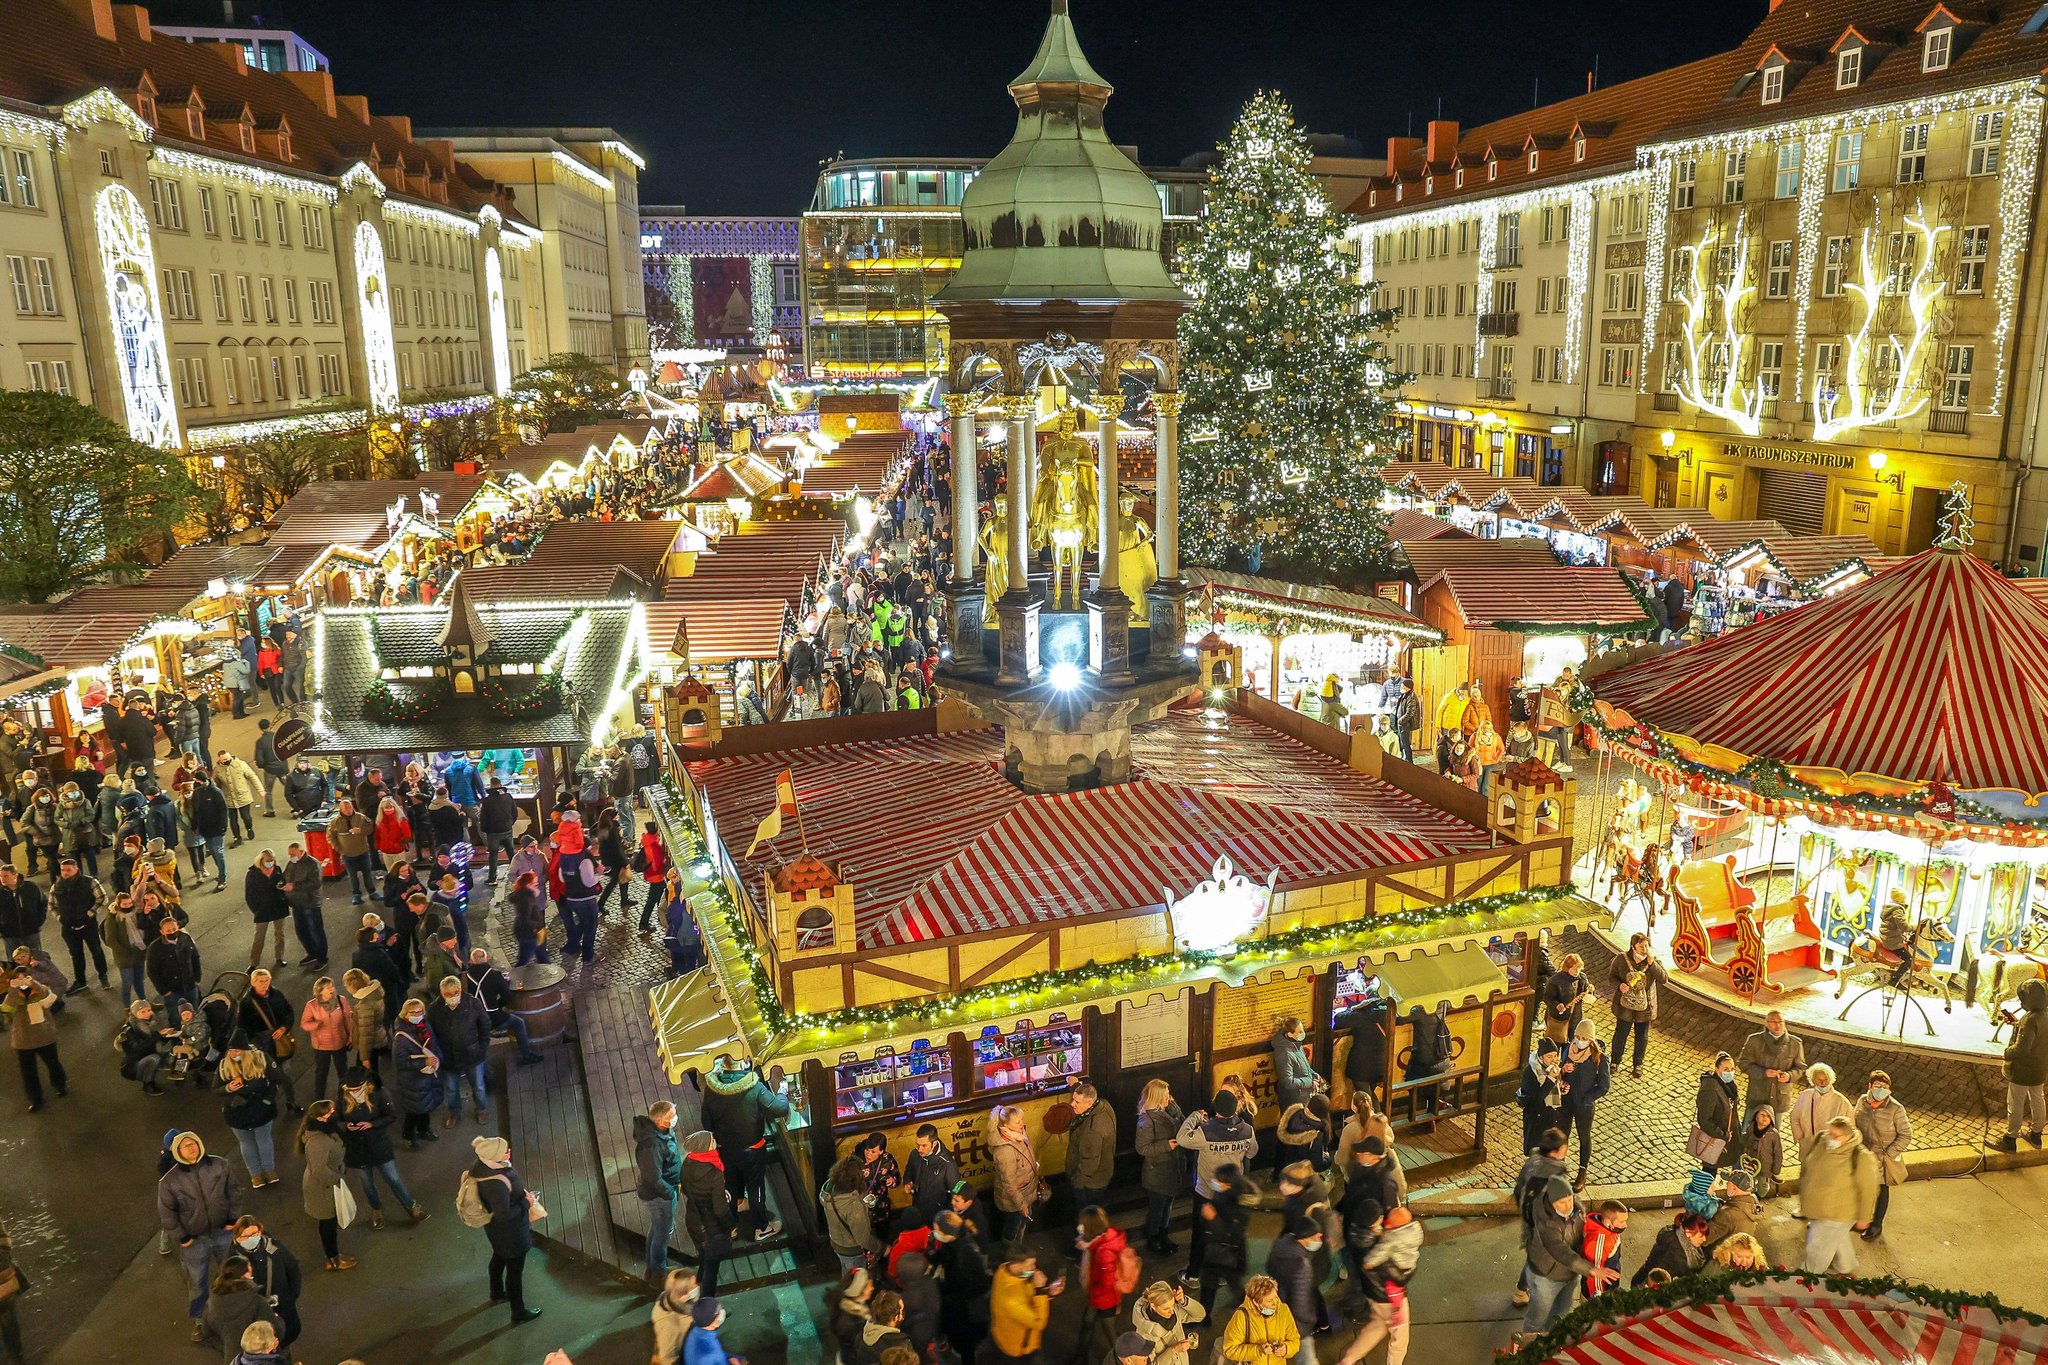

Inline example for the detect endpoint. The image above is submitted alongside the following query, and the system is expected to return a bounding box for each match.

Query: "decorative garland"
[1572,684,2048,834]
[363,676,452,723]
[653,788,1583,1049]
[480,673,564,720]
[1498,1267,2048,1365]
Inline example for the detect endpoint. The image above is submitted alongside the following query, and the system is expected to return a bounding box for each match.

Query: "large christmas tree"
[1176,92,1406,581]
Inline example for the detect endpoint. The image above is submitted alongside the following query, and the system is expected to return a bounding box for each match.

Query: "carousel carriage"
[1666,856,1833,1000]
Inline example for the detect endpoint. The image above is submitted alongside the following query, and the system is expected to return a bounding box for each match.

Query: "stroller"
[175,971,251,1087]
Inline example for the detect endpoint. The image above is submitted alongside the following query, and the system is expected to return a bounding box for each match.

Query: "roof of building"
[1396,535,1560,585]
[1591,546,2048,790]
[798,432,907,499]
[0,0,514,216]
[266,477,490,549]
[1418,566,1654,630]
[1387,509,1475,543]
[310,598,642,752]
[1185,567,1437,637]
[522,519,689,584]
[457,563,647,603]
[1648,519,1794,560]
[1591,505,1696,544]
[689,706,1493,950]
[641,599,789,662]
[1719,534,1887,586]
[0,611,164,668]
[666,521,845,608]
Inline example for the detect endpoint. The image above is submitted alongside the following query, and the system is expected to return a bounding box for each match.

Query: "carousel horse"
[1603,831,1669,927]
[1834,916,1961,1012]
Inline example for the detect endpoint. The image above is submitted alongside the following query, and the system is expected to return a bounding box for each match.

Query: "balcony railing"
[1653,392,1680,411]
[1929,407,1968,434]
[1477,311,1520,337]
[1485,377,1517,400]
[1493,247,1523,269]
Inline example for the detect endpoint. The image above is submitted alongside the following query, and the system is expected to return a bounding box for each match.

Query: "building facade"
[0,0,599,455]
[425,128,649,375]
[1355,0,2048,569]
[639,209,802,365]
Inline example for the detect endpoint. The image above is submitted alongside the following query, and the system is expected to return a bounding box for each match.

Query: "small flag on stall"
[745,769,800,856]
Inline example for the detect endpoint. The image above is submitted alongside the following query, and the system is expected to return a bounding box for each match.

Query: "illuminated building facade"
[638,210,803,367]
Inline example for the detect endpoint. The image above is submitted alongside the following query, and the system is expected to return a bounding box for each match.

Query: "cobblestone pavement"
[1406,927,2006,1195]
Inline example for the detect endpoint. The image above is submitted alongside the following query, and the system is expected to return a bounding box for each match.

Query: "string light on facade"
[484,246,513,397]
[382,198,482,237]
[1989,93,2044,417]
[94,183,179,449]
[1788,132,1830,404]
[1811,204,1946,442]
[152,147,337,202]
[353,221,400,413]
[62,88,151,141]
[1671,211,1764,436]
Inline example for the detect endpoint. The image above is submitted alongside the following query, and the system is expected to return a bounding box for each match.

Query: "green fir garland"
[480,672,564,720]
[363,676,452,723]
[1498,1268,2048,1365]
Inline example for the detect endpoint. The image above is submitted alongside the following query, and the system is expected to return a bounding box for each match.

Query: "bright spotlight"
[1049,661,1082,691]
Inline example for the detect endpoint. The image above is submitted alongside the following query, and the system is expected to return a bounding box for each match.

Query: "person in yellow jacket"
[988,1251,1063,1363]
[1433,683,1471,772]
[1218,1276,1299,1364]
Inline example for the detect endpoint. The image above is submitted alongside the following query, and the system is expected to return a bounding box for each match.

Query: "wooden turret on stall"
[1490,758,1574,842]
[1195,631,1241,690]
[663,674,722,748]
[767,853,853,960]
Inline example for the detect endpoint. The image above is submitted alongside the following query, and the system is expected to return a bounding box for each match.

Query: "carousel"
[1579,491,2048,1050]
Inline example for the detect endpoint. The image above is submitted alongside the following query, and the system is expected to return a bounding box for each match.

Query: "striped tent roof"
[1382,465,1468,496]
[1544,1293,2048,1365]
[642,599,788,662]
[668,521,844,606]
[1647,518,1791,560]
[1419,567,1652,630]
[1398,536,1559,585]
[1387,509,1472,544]
[690,707,1491,949]
[1591,546,2048,790]
[1591,504,1694,544]
[1535,491,1645,533]
[1720,533,1886,587]
[1437,473,1539,505]
[800,432,907,498]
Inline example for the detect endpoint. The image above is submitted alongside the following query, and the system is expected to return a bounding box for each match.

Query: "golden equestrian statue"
[1030,407,1098,610]
[979,493,1012,614]
[1117,488,1157,601]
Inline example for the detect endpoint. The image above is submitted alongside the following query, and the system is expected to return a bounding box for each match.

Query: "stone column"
[1087,394,1134,684]
[942,391,986,666]
[1146,390,1188,655]
[995,394,1041,685]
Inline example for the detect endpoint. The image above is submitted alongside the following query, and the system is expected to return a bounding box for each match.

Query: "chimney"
[1425,120,1459,165]
[284,69,336,118]
[1385,136,1424,171]
[112,3,150,39]
[336,94,369,124]
[382,114,412,142]
[57,0,118,42]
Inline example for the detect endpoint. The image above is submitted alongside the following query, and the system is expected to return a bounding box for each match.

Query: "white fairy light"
[152,147,337,202]
[382,198,481,237]
[1670,211,1765,436]
[1810,203,1946,442]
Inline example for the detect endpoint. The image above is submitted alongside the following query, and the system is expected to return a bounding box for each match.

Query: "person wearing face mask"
[1342,1205,1422,1365]
[227,1217,301,1350]
[200,1254,278,1363]
[20,783,60,882]
[1555,1022,1610,1191]
[1606,933,1668,1080]
[1217,1274,1298,1365]
[1517,1040,1563,1159]
[242,851,289,973]
[1798,1115,1878,1272]
[1852,1070,1911,1240]
[393,998,441,1149]
[283,759,327,820]
[1788,1062,1855,1148]
[1263,1219,1321,1365]
[337,1065,429,1229]
[1736,1009,1806,1124]
[1690,1051,1741,1174]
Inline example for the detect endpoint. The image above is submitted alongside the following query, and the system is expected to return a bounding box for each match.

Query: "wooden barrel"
[505,962,569,1046]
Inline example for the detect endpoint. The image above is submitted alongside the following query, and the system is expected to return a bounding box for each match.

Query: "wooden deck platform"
[507,984,804,1288]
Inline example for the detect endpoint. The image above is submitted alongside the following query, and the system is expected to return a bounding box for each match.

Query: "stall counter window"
[972,1015,1084,1094]
[833,1039,954,1123]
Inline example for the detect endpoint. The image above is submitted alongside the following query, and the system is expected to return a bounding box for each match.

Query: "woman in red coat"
[372,797,412,857]
[636,821,670,933]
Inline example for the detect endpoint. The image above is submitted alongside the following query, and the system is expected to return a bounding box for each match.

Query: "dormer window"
[1574,137,1587,161]
[136,93,156,126]
[185,105,203,139]
[1837,47,1863,88]
[1924,26,1952,70]
[238,120,254,152]
[1488,159,1499,181]
[1528,149,1540,171]
[1395,183,1404,202]
[277,128,293,161]
[1455,167,1465,188]
[1762,64,1785,104]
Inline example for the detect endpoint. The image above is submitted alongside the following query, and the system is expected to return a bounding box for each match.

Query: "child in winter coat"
[1580,1201,1629,1297]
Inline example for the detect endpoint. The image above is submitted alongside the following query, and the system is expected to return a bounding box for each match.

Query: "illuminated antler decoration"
[1672,212,1764,437]
[1812,201,1948,442]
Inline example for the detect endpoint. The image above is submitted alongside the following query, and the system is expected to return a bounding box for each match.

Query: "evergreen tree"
[1176,92,1406,581]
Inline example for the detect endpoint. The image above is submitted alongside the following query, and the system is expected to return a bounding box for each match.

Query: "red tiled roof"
[1388,509,1473,544]
[1420,566,1653,629]
[1397,536,1559,584]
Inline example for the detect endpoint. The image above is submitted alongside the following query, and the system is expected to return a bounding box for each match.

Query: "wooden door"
[1411,643,1470,752]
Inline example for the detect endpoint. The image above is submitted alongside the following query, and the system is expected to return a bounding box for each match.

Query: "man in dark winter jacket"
[678,1129,737,1297]
[158,1130,238,1340]
[144,914,203,1016]
[700,1055,790,1239]
[186,774,230,891]
[904,1124,961,1227]
[634,1101,684,1285]
[477,779,518,885]
[427,976,490,1126]
[1066,1081,1116,1214]
[0,866,49,957]
[282,843,326,968]
[1993,978,2048,1151]
[1509,1128,1571,1311]
[1264,1218,1322,1347]
[1521,1175,1611,1336]
[462,950,541,1064]
[50,857,108,990]
[1175,1091,1258,1279]
[282,760,327,819]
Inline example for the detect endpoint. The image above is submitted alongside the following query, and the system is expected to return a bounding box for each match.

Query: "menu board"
[1119,991,1191,1068]
[1211,973,1315,1054]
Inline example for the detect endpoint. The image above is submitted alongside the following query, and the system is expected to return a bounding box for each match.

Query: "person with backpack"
[1607,933,1668,1080]
[1508,1127,1570,1309]
[459,1135,544,1325]
[1175,1090,1258,1280]
[1341,1204,1422,1365]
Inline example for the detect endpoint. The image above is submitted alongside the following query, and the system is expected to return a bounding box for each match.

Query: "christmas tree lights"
[1177,93,1406,580]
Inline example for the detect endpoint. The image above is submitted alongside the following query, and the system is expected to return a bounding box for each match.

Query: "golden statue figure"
[979,494,1011,613]
[1030,406,1098,610]
[1116,489,1157,601]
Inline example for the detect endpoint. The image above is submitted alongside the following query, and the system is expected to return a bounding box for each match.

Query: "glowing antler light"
[1671,212,1765,437]
[1812,200,1947,442]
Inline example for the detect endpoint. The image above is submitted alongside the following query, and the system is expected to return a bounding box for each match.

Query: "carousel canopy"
[1591,546,2048,793]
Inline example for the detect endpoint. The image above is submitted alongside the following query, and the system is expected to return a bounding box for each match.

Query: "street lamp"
[1869,450,1904,492]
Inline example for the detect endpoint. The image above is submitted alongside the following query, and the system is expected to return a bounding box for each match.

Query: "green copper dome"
[937,0,1188,306]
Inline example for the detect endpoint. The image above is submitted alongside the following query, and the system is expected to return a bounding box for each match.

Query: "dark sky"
[243,0,1765,214]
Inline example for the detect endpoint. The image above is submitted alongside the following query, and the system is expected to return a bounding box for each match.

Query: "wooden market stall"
[1704,533,1889,634]
[0,591,208,768]
[1589,504,1695,581]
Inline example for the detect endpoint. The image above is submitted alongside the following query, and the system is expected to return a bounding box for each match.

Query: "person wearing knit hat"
[1518,1174,1607,1340]
[157,1129,240,1341]
[684,1298,731,1365]
[464,1135,541,1325]
[678,1128,737,1296]
[1176,1089,1257,1282]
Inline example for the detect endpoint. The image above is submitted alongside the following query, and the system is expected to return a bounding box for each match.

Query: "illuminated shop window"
[973,1016,1083,1093]
[834,1040,953,1121]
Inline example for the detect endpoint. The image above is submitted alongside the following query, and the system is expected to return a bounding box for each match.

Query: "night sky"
[239,0,1765,214]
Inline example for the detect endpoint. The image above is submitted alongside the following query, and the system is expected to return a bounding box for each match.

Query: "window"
[1822,236,1850,296]
[1757,342,1783,399]
[220,356,238,404]
[273,200,289,246]
[1884,231,1919,294]
[1898,122,1929,183]
[226,193,243,240]
[1497,279,1518,313]
[1541,206,1555,244]
[1723,149,1748,203]
[175,269,195,320]
[1669,248,1691,300]
[1832,133,1863,192]
[1599,347,1616,386]
[260,276,276,324]
[1528,148,1539,172]
[310,280,335,324]
[284,278,299,324]
[293,353,308,397]
[31,257,56,314]
[300,205,326,250]
[1971,111,2006,176]
[1629,194,1644,234]
[10,150,37,208]
[147,177,163,226]
[1674,158,1696,209]
[972,1016,1083,1093]
[1924,27,1952,71]
[250,196,266,242]
[1956,225,1990,293]
[199,186,216,235]
[1766,240,1793,298]
[246,356,263,401]
[24,359,71,394]
[1538,277,1551,313]
[1872,347,1900,407]
[393,289,407,326]
[1814,342,1843,399]
[5,256,28,313]
[1941,344,1975,409]
[834,1041,954,1120]
[1534,348,1548,382]
[1762,64,1785,104]
[237,275,252,322]
[1452,344,1465,377]
[270,356,286,399]
[1624,272,1641,312]
[1604,272,1620,312]
[175,356,209,407]
[1663,339,1684,392]
[1837,47,1862,89]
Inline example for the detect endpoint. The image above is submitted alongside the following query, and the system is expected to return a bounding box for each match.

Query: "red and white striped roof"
[1593,546,2048,789]
[799,432,907,497]
[690,708,1491,949]
[1547,1295,2048,1365]
[1419,566,1651,629]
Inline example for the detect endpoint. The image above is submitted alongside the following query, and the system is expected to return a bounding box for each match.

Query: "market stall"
[0,596,211,768]
[1702,533,1889,634]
